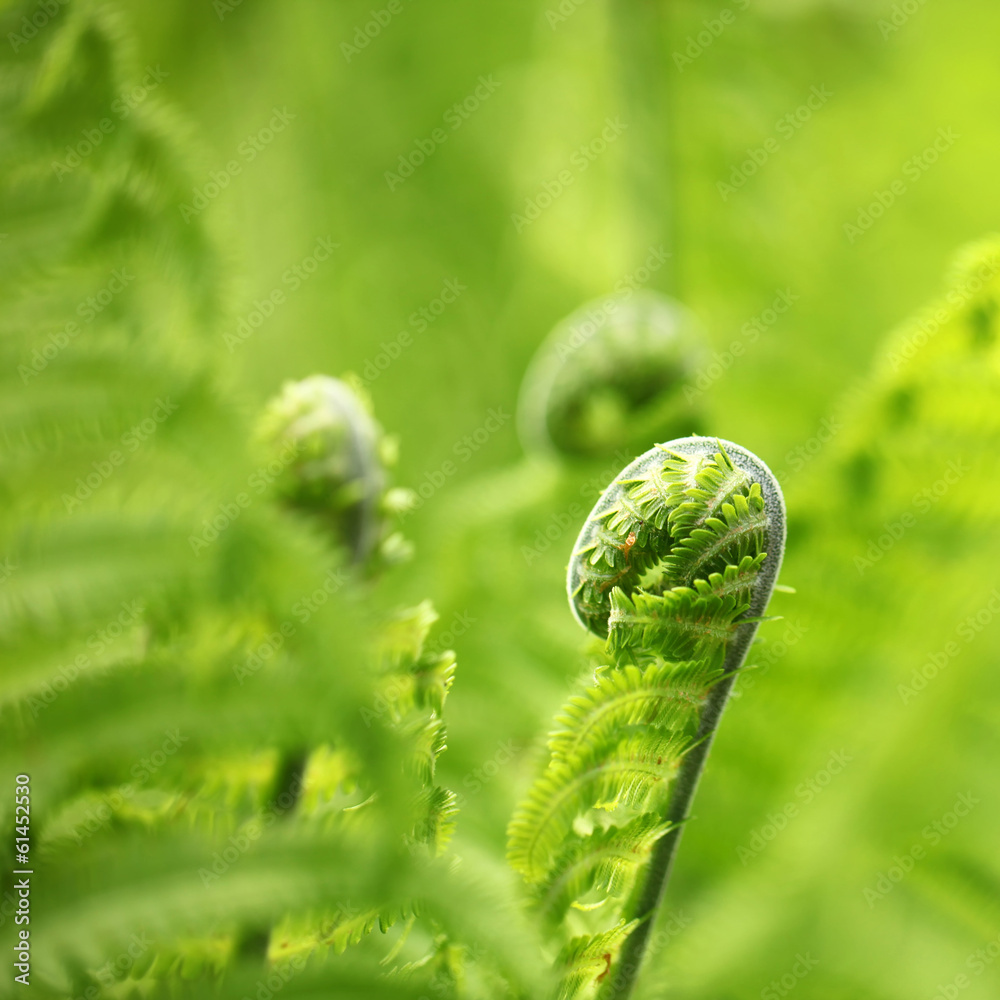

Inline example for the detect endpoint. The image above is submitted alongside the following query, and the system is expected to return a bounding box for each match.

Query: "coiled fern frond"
[507,437,786,1000]
[517,292,708,460]
[257,375,415,568]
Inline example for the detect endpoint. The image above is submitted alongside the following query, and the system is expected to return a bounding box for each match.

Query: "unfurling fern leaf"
[547,659,721,763]
[507,437,786,1000]
[508,728,691,883]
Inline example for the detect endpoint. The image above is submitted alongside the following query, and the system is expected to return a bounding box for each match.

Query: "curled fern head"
[567,437,784,640]
[257,374,413,564]
[517,291,708,459]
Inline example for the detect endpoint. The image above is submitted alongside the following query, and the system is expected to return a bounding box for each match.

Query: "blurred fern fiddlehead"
[258,374,415,567]
[517,291,708,461]
[507,437,786,1000]
[0,1,495,993]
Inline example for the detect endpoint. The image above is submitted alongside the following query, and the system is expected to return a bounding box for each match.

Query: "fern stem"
[596,439,786,1000]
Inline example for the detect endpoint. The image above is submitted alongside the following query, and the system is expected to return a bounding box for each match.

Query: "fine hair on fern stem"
[508,436,785,1000]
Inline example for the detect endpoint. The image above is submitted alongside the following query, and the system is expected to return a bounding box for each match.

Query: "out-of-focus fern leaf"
[0,4,503,998]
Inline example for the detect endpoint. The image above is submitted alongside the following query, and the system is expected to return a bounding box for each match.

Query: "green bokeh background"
[5,0,1000,997]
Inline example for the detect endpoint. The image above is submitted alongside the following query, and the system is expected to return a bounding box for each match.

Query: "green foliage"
[508,442,784,999]
[0,6,524,997]
[5,2,1000,999]
[547,660,721,763]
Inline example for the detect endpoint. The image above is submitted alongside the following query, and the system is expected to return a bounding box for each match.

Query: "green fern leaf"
[605,587,745,663]
[665,444,751,535]
[686,552,767,605]
[507,729,691,881]
[661,484,768,589]
[554,920,640,1000]
[515,437,785,1000]
[533,814,674,924]
[548,659,722,763]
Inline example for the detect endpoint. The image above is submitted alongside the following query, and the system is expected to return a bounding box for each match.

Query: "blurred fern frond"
[0,5,536,999]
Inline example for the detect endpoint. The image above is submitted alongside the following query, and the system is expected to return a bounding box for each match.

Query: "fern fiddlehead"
[508,436,786,1000]
[257,374,414,568]
[517,291,708,460]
